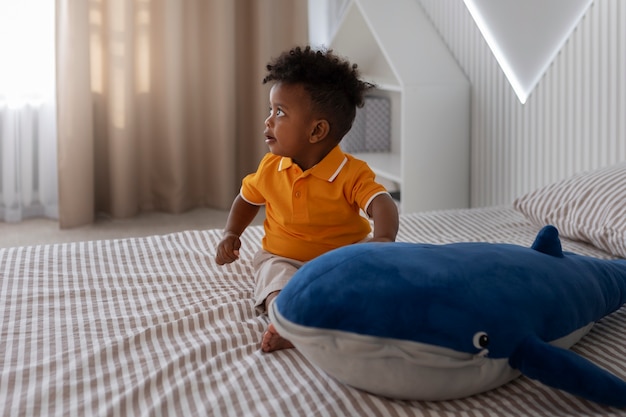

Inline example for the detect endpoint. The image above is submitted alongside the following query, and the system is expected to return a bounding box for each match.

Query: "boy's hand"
[215,233,242,265]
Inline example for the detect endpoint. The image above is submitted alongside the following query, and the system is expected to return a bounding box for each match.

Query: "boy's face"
[264,82,320,167]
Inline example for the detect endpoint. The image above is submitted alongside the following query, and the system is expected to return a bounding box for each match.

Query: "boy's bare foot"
[261,323,294,352]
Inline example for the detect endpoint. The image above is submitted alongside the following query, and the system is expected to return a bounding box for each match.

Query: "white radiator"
[0,101,58,222]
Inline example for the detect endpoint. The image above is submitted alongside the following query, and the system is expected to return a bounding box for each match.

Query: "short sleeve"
[240,154,273,205]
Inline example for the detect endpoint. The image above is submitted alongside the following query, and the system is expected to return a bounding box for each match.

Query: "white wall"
[307,0,351,48]
[418,0,626,207]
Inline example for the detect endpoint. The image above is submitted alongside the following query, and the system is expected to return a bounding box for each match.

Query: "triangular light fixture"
[463,0,593,104]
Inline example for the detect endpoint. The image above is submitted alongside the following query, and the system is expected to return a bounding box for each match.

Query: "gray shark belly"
[271,298,595,400]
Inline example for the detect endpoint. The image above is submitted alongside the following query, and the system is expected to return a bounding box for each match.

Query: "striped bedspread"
[1,206,625,416]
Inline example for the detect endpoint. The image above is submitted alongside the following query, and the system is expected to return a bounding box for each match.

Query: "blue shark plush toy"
[269,226,626,407]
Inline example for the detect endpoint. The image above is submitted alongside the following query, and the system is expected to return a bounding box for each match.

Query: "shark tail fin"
[510,336,626,407]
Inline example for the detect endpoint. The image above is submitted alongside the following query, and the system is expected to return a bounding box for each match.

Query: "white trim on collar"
[328,157,348,182]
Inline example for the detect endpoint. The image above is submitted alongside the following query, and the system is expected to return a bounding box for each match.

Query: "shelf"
[351,152,401,184]
[327,0,470,212]
[363,78,402,92]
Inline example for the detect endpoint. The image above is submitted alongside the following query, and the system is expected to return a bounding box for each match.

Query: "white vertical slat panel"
[418,0,626,207]
[573,14,585,172]
[620,0,626,158]
[560,32,572,179]
[608,1,618,160]
[547,65,556,184]
[583,2,602,169]
[599,1,610,167]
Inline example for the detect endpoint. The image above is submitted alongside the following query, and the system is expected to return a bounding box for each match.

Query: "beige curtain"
[56,0,308,228]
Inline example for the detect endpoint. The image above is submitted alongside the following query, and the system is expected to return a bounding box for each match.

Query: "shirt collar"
[278,146,348,182]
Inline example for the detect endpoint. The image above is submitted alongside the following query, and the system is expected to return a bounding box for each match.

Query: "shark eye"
[473,332,489,349]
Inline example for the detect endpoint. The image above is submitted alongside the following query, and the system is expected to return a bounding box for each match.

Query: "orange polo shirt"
[240,145,388,261]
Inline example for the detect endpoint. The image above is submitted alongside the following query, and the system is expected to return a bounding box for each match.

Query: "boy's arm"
[215,194,261,265]
[366,193,399,243]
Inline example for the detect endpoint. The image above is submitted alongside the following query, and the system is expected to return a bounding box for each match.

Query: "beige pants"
[252,249,306,314]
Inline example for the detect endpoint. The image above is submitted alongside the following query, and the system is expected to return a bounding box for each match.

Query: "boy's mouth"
[265,135,276,144]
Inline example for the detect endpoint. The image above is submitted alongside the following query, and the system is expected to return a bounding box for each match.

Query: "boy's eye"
[268,108,285,117]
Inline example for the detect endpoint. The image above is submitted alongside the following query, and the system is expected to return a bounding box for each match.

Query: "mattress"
[1,206,625,416]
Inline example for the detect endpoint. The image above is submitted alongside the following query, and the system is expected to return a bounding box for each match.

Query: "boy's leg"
[252,250,304,314]
[252,250,304,352]
[260,291,294,352]
[261,322,294,352]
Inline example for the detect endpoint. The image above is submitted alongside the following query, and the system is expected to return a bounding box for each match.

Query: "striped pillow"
[513,162,626,259]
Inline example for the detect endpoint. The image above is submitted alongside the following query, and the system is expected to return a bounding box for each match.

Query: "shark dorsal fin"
[531,225,564,258]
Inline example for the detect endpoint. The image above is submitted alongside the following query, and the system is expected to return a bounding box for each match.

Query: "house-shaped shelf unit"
[330,0,470,212]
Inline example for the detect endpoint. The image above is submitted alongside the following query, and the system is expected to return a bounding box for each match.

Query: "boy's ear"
[309,119,330,144]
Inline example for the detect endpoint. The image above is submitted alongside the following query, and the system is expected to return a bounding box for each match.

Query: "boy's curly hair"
[263,45,374,142]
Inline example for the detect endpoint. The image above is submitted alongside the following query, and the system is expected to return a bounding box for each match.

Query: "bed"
[2,163,626,416]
